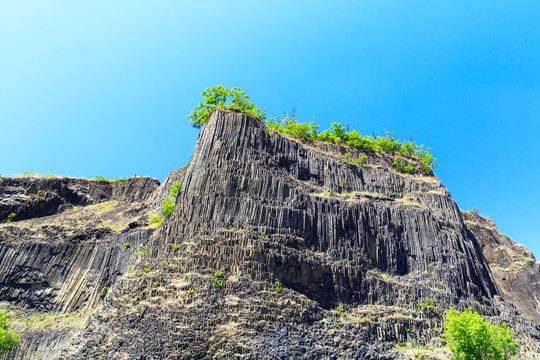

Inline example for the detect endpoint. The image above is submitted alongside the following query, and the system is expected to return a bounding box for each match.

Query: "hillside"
[0,109,539,359]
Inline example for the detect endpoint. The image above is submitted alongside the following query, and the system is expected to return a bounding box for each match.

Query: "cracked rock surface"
[0,109,538,359]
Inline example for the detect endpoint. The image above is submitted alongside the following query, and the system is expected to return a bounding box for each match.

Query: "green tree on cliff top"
[188,85,266,128]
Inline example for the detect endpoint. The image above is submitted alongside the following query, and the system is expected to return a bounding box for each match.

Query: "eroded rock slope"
[0,109,539,359]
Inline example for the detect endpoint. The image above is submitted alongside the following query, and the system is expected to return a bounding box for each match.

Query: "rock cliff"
[462,211,540,325]
[0,109,538,359]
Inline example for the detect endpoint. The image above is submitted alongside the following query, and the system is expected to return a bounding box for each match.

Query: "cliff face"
[0,109,538,359]
[0,177,160,359]
[462,211,540,325]
[168,110,498,309]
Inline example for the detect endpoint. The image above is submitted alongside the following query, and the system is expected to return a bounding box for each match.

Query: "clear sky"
[1,1,539,258]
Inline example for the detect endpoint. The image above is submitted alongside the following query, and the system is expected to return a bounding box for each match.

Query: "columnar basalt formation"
[0,109,538,359]
[165,110,498,310]
[462,211,540,325]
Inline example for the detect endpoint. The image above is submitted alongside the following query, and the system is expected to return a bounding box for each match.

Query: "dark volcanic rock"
[1,109,539,359]
[0,177,111,222]
[155,167,186,202]
[165,110,498,310]
[0,176,160,223]
[463,211,540,325]
[0,230,153,313]
[112,177,160,204]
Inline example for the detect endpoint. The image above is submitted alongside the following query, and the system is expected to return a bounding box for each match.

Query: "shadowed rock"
[0,109,538,359]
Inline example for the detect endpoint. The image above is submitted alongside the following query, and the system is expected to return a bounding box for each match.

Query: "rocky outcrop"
[0,109,539,359]
[463,211,540,325]
[57,110,539,359]
[112,177,160,204]
[165,110,498,310]
[0,229,152,313]
[0,178,161,360]
[0,178,111,223]
[0,176,160,224]
[152,167,186,205]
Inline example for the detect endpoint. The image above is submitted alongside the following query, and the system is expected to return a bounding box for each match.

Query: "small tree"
[443,307,517,360]
[188,85,266,128]
[0,310,20,355]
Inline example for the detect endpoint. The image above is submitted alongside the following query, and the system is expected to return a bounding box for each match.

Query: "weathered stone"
[463,210,540,324]
[0,176,159,223]
[0,109,538,359]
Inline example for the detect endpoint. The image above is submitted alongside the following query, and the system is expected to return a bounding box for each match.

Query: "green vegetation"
[92,176,110,182]
[267,115,319,140]
[170,181,181,197]
[161,197,175,220]
[9,172,66,179]
[392,157,414,174]
[274,281,283,294]
[267,116,436,174]
[186,87,438,173]
[188,288,195,295]
[466,208,480,215]
[213,271,224,288]
[144,268,151,273]
[188,85,266,128]
[342,153,368,165]
[419,300,437,309]
[521,256,533,263]
[337,303,345,313]
[16,171,38,178]
[6,213,15,224]
[0,310,20,355]
[149,216,163,227]
[172,245,180,251]
[443,307,517,360]
[123,242,130,248]
[153,281,159,287]
[100,287,109,298]
[153,182,182,227]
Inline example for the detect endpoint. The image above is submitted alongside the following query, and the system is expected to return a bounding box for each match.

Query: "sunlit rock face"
[0,109,538,359]
[167,109,499,309]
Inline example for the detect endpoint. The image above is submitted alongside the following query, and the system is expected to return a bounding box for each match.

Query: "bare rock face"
[0,176,159,223]
[463,211,540,325]
[152,166,186,205]
[112,177,160,203]
[0,178,111,223]
[0,109,539,359]
[0,177,161,360]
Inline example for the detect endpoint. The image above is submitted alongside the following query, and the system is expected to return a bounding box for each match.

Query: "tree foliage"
[267,116,318,140]
[267,115,436,174]
[443,307,517,360]
[157,182,182,225]
[170,181,181,197]
[188,85,266,128]
[0,311,20,355]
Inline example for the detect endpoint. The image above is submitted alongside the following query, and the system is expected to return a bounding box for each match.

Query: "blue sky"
[1,1,539,258]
